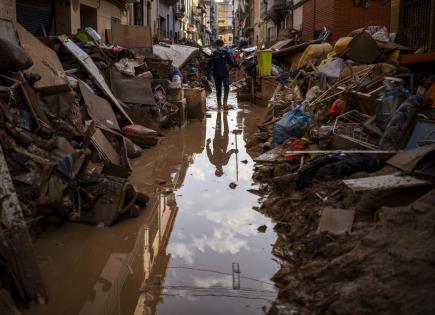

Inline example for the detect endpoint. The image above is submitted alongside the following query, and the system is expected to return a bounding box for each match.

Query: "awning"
[153,44,200,69]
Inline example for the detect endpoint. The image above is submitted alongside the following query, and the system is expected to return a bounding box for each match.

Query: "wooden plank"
[111,24,152,49]
[0,144,47,305]
[58,35,134,125]
[285,150,397,155]
[387,144,435,173]
[343,174,430,192]
[15,23,67,90]
[400,52,435,65]
[79,80,121,131]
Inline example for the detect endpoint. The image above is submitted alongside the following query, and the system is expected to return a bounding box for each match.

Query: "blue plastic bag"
[272,108,312,145]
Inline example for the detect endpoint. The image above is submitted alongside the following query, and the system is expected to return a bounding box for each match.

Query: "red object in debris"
[284,139,306,161]
[329,99,346,119]
[122,125,157,137]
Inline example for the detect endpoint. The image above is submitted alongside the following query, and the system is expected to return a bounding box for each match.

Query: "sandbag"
[334,37,353,55]
[296,43,333,69]
[272,108,312,145]
[0,38,33,72]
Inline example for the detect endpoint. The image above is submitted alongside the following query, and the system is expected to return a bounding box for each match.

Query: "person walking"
[207,39,239,109]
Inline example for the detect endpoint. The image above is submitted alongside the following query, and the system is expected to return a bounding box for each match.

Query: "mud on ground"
[248,136,435,315]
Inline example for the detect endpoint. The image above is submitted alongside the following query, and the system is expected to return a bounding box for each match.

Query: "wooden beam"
[285,150,397,155]
[0,144,47,306]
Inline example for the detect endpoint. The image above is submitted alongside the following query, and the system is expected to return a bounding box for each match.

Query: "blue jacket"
[207,48,239,79]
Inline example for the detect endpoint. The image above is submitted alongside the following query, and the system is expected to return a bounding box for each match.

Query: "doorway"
[80,3,97,30]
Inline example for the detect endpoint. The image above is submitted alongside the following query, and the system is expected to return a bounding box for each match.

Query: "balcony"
[175,4,185,19]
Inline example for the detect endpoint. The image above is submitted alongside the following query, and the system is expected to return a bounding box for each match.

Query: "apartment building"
[216,0,233,45]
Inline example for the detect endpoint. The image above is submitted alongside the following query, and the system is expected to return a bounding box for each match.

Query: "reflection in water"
[133,192,178,315]
[25,93,276,315]
[148,93,277,315]
[206,110,237,177]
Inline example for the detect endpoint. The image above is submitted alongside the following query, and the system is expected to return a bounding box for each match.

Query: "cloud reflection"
[192,274,232,288]
[192,228,249,255]
[168,243,194,264]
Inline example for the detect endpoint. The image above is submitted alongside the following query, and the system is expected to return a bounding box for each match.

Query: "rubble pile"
[0,22,209,312]
[243,26,435,314]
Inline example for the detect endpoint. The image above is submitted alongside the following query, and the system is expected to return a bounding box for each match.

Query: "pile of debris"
[244,26,435,314]
[0,20,207,312]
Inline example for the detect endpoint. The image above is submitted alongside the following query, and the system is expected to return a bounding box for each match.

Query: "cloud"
[192,274,233,288]
[168,243,194,264]
[192,228,249,255]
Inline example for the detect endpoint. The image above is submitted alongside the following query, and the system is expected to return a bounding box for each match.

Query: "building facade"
[205,0,217,45]
[216,0,233,46]
[301,0,391,43]
[0,0,215,46]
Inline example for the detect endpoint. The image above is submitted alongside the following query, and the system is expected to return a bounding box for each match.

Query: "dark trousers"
[215,75,230,99]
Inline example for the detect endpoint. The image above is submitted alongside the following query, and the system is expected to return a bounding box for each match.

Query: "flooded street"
[26,92,278,315]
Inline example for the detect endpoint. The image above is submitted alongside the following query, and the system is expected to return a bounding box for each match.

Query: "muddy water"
[26,92,277,315]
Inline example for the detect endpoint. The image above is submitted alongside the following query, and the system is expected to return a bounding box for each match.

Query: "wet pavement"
[26,92,278,315]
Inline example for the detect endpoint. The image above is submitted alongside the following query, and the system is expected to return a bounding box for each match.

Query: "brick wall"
[302,0,334,41]
[314,0,335,33]
[301,0,314,40]
[390,0,400,34]
[332,0,391,43]
[302,0,391,44]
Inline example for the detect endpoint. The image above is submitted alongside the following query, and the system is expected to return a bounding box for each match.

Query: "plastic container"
[257,49,272,77]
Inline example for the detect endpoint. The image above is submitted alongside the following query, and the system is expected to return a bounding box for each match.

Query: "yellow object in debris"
[296,43,333,69]
[389,49,401,63]
[426,83,435,108]
[334,37,353,55]
[257,49,272,77]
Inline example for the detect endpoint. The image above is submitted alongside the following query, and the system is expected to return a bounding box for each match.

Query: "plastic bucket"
[257,49,272,77]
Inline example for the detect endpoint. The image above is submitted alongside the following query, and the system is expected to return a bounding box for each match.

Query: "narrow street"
[24,93,278,315]
[1,1,434,314]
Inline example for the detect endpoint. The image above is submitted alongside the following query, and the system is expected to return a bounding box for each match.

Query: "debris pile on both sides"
[0,21,209,311]
[241,27,435,314]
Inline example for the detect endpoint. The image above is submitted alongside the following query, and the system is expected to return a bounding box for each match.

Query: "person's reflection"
[206,111,237,177]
